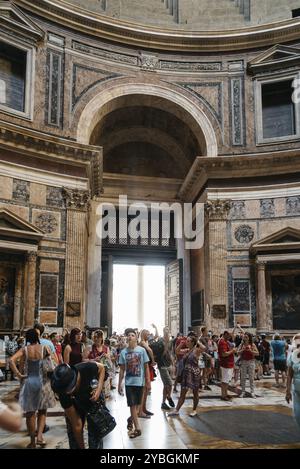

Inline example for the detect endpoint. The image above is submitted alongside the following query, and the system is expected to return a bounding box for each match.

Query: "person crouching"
[51,361,105,449]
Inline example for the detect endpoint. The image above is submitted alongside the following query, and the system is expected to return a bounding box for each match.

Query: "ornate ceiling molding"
[14,0,300,52]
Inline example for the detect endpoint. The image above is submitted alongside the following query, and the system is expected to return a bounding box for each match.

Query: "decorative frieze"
[46,187,64,208]
[13,179,29,202]
[286,196,300,216]
[72,41,138,66]
[234,224,254,244]
[62,188,90,210]
[260,199,275,218]
[161,61,222,71]
[230,200,245,219]
[205,199,231,220]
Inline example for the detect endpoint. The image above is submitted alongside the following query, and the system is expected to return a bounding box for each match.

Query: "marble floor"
[1,374,300,449]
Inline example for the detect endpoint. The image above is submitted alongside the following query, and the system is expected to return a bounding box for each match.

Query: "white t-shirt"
[287,344,293,361]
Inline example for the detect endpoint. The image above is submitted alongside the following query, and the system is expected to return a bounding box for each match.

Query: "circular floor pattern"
[186,409,300,445]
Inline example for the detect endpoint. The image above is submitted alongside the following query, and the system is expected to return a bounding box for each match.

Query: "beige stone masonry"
[0,176,13,200]
[30,183,46,206]
[40,259,60,273]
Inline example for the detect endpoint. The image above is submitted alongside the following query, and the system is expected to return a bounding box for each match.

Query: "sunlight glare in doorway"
[112,264,165,335]
[143,265,165,335]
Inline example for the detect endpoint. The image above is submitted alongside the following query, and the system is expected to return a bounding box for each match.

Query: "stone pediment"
[0,209,44,241]
[251,227,300,254]
[248,45,300,73]
[0,1,44,42]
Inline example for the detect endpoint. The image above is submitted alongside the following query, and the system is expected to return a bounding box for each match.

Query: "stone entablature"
[0,121,103,197]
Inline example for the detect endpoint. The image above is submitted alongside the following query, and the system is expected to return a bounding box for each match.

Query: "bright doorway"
[112,264,165,334]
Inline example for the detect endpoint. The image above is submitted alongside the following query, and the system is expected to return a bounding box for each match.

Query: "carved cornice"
[205,199,232,221]
[0,1,44,43]
[0,120,101,164]
[62,187,90,210]
[14,0,300,52]
[178,151,300,202]
[0,120,103,197]
[248,44,300,75]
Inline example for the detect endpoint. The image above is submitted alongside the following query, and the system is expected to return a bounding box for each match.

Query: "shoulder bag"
[87,401,116,438]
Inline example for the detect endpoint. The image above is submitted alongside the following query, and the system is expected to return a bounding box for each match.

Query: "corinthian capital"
[205,199,232,220]
[62,188,90,210]
[27,251,37,263]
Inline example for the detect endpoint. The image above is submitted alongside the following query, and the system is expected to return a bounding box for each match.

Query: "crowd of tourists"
[0,322,300,448]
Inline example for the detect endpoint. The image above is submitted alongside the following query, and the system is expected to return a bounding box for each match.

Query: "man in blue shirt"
[118,328,150,439]
[271,333,288,387]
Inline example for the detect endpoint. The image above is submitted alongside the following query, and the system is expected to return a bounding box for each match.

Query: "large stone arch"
[76,81,218,157]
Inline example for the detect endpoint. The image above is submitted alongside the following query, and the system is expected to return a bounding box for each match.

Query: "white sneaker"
[167,410,179,417]
[189,410,197,417]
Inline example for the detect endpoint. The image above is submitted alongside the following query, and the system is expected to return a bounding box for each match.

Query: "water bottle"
[90,378,99,390]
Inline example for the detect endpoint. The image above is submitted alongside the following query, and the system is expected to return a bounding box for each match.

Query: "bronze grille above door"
[102,210,176,250]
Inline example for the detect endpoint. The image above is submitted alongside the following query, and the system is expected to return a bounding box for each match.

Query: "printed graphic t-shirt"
[119,346,149,387]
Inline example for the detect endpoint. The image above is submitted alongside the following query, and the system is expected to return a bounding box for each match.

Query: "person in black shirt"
[51,362,105,449]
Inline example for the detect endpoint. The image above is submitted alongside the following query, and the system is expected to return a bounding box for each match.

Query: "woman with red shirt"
[238,332,259,398]
[88,330,109,362]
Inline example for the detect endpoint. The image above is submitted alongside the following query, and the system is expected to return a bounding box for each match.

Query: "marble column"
[86,199,102,328]
[63,188,90,329]
[256,261,268,332]
[13,265,23,331]
[205,200,231,331]
[24,251,37,328]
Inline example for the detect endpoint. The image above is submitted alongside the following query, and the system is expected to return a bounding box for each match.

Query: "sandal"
[36,439,46,447]
[129,429,142,439]
[26,442,36,449]
[127,417,133,431]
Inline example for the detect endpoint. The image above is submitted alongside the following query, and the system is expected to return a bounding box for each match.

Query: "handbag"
[87,402,116,438]
[42,350,56,376]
